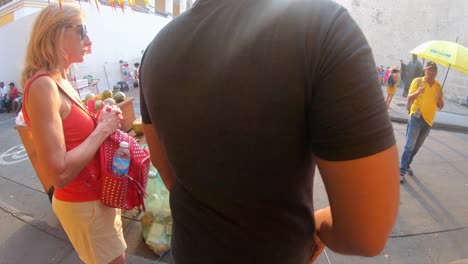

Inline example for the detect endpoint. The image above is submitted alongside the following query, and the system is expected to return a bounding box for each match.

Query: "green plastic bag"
[141,161,172,256]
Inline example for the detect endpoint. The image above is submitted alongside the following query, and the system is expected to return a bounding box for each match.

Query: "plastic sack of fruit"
[140,162,172,256]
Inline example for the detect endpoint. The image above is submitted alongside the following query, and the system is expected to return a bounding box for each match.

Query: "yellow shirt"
[409,77,442,126]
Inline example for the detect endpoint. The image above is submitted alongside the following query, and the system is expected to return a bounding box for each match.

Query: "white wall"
[333,0,468,97]
[0,11,34,90]
[0,3,171,92]
[75,4,171,91]
[14,6,44,19]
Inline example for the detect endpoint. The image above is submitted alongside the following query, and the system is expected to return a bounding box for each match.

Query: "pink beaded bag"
[60,86,150,211]
[99,130,150,211]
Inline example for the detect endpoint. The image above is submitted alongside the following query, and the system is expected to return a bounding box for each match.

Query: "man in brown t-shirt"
[140,0,399,263]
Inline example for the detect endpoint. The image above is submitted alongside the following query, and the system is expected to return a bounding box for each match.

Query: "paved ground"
[1,86,468,263]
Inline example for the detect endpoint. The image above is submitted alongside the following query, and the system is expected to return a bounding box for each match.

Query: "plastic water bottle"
[112,142,131,177]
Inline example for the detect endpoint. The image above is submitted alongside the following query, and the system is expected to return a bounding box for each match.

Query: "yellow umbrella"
[410,40,468,74]
[410,40,468,88]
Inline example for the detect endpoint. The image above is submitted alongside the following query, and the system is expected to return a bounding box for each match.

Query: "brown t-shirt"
[140,0,395,263]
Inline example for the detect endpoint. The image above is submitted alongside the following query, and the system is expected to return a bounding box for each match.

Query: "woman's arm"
[27,77,122,188]
[314,145,399,256]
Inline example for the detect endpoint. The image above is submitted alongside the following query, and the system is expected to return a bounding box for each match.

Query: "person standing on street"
[5,82,19,112]
[21,5,126,263]
[385,67,400,109]
[400,61,444,183]
[133,62,140,88]
[0,82,8,112]
[400,54,423,97]
[384,66,391,85]
[140,0,399,263]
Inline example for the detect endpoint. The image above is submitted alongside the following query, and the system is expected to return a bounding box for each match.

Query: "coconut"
[101,89,113,100]
[113,91,126,103]
[104,98,116,105]
[84,93,95,103]
[94,100,103,113]
[133,119,143,135]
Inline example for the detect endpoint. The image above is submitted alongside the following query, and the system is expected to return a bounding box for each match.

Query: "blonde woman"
[385,67,400,109]
[21,5,126,264]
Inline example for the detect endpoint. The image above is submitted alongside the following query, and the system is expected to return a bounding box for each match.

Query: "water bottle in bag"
[112,141,131,177]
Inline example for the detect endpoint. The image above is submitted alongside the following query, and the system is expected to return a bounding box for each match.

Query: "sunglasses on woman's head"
[67,24,88,40]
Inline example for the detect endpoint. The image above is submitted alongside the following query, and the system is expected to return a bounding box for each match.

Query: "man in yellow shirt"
[400,61,444,183]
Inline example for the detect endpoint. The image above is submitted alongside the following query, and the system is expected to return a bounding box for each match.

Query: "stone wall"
[334,0,468,99]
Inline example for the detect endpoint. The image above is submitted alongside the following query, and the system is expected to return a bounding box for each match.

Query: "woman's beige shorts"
[52,197,127,264]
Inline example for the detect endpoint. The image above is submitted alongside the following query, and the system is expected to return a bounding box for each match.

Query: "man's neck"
[425,77,435,86]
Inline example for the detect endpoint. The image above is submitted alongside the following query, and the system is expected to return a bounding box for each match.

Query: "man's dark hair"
[9,82,14,87]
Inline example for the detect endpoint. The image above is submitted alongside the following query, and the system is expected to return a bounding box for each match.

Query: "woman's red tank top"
[22,73,101,202]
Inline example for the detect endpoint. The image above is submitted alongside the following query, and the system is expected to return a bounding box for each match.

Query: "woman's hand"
[96,103,123,137]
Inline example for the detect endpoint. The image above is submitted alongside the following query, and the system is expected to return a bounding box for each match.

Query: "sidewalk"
[0,200,169,264]
[383,86,468,134]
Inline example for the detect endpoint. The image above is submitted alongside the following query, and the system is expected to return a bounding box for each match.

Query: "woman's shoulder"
[26,74,60,102]
[28,72,57,90]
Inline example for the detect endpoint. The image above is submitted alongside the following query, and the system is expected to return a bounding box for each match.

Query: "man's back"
[407,59,423,80]
[140,0,395,263]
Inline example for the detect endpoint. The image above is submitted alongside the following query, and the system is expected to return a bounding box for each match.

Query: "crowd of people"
[378,54,427,109]
[0,81,21,115]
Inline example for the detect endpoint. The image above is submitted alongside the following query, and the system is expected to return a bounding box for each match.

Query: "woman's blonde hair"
[21,5,83,87]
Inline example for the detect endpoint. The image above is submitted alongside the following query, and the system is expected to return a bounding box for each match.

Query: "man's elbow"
[340,217,396,257]
[348,234,389,257]
[356,239,387,257]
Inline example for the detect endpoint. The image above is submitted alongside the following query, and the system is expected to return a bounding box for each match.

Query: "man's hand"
[437,89,444,109]
[309,231,325,263]
[437,89,443,100]
[417,85,425,95]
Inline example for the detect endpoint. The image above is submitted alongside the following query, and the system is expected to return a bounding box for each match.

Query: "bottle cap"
[120,141,129,148]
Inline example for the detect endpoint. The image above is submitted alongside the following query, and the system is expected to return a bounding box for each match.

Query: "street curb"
[0,201,69,242]
[0,201,35,222]
[450,259,468,264]
[390,116,468,134]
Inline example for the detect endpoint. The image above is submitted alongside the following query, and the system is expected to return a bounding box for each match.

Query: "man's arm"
[137,45,175,190]
[437,88,444,109]
[143,124,174,190]
[407,78,423,101]
[314,145,399,256]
